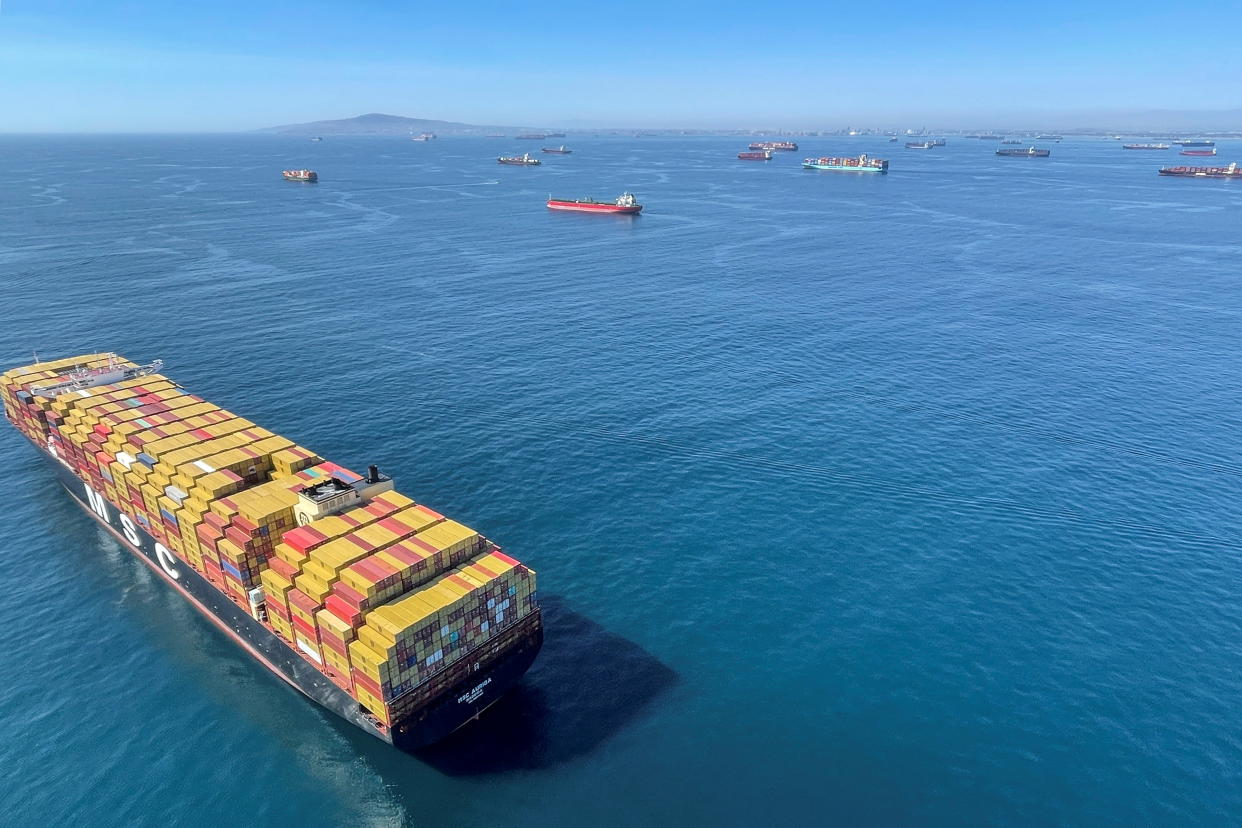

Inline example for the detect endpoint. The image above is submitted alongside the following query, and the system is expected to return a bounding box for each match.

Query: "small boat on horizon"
[546,192,642,214]
[282,169,318,182]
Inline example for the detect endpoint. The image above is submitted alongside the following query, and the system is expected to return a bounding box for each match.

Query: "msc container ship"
[1,354,543,752]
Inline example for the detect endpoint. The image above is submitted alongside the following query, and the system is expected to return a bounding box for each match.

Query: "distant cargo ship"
[905,141,934,149]
[802,154,888,173]
[545,132,566,138]
[1158,162,1240,179]
[282,169,318,182]
[1123,143,1170,150]
[996,147,1050,157]
[749,141,799,151]
[1036,134,1063,141]
[738,150,773,160]
[546,192,642,214]
[309,137,323,142]
[1181,149,1217,157]
[541,146,572,154]
[1174,140,1215,147]
[516,134,546,140]
[930,139,946,146]
[410,133,436,142]
[1000,140,1023,145]
[498,154,541,166]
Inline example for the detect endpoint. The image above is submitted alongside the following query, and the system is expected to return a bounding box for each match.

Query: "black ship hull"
[34,444,543,752]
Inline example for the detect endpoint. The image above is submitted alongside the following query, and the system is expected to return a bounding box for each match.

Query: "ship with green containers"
[802,153,889,173]
[1,353,543,751]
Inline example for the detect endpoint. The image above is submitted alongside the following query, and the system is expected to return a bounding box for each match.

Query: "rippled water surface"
[2,134,1241,826]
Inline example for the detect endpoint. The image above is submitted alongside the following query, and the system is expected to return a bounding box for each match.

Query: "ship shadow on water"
[403,595,677,775]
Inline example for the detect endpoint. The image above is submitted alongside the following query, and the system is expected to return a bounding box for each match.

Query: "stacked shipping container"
[1,355,539,731]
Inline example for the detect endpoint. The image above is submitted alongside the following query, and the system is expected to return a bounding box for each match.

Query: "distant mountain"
[259,112,540,136]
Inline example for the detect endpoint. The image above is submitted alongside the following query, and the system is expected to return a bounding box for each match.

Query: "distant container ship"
[498,153,541,166]
[996,147,1050,157]
[749,141,799,151]
[905,141,934,149]
[1123,143,1170,150]
[802,154,888,173]
[1181,149,1217,157]
[1174,140,1215,147]
[738,150,773,160]
[0,354,543,752]
[546,192,643,214]
[541,146,573,154]
[282,169,318,182]
[1158,162,1240,179]
[1000,139,1023,145]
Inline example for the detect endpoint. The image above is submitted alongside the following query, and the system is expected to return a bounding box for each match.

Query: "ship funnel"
[368,464,381,483]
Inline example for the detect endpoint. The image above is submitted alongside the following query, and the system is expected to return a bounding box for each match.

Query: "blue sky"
[1,0,1238,131]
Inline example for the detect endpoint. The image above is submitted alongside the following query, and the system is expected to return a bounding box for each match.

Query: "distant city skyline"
[1,1,1239,133]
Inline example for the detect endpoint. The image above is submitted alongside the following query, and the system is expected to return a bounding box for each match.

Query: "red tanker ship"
[546,192,642,214]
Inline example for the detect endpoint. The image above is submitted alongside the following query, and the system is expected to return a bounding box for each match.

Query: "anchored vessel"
[905,141,934,149]
[498,153,541,166]
[996,147,1050,157]
[282,169,318,182]
[1123,143,1170,150]
[1,354,543,751]
[738,150,773,160]
[546,192,642,214]
[1174,140,1215,147]
[1158,162,1241,179]
[1181,149,1217,157]
[749,141,799,151]
[411,133,436,141]
[802,154,889,172]
[541,146,573,154]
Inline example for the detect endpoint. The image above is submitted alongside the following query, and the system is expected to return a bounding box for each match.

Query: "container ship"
[737,149,773,160]
[802,154,888,173]
[498,153,541,166]
[748,141,799,151]
[282,169,318,182]
[0,354,543,751]
[996,147,1050,157]
[1158,162,1240,179]
[546,192,642,214]
[541,146,572,154]
[1123,143,1170,150]
[1181,149,1217,156]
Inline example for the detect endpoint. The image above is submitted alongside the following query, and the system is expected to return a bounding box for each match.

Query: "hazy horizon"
[2,1,1239,133]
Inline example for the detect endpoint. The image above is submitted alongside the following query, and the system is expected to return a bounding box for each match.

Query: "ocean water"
[1,133,1241,826]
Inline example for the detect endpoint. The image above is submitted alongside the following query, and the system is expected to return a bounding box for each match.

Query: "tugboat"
[498,153,541,166]
[1158,162,1240,179]
[546,192,642,214]
[802,154,888,172]
[282,169,318,182]
[995,147,1050,157]
[1123,143,1170,150]
[738,149,774,160]
[541,146,573,154]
